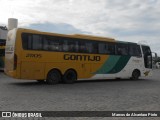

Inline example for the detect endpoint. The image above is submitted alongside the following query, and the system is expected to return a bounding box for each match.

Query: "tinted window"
[45,36,60,51]
[22,33,32,50]
[142,45,152,68]
[92,42,98,54]
[98,42,106,54]
[78,41,87,53]
[68,39,79,52]
[85,42,93,53]
[22,33,116,55]
[32,35,43,50]
[142,46,151,55]
[98,42,115,54]
[106,43,115,54]
[22,33,43,50]
[129,44,141,56]
[61,39,69,52]
[116,43,128,55]
[43,36,49,50]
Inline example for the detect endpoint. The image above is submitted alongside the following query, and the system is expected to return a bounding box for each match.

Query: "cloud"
[0,0,160,55]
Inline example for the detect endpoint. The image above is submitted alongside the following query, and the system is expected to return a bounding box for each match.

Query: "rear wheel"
[131,70,140,80]
[46,70,61,85]
[63,70,77,84]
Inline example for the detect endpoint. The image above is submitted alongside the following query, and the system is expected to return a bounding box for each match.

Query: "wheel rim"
[66,72,76,81]
[47,70,61,84]
[63,70,77,83]
[50,73,57,80]
[133,71,139,79]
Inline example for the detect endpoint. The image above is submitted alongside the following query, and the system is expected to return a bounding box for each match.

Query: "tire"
[131,70,140,80]
[46,70,61,85]
[63,70,77,84]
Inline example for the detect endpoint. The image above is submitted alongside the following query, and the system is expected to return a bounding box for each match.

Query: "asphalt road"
[0,69,160,120]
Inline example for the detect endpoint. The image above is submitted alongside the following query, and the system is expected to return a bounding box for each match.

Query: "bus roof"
[17,28,115,42]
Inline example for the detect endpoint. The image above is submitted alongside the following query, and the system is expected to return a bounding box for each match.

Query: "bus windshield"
[142,45,152,69]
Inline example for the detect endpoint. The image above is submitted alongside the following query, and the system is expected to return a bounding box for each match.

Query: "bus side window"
[85,42,93,53]
[97,42,116,54]
[62,39,69,52]
[22,33,32,50]
[43,36,49,50]
[44,36,60,51]
[79,41,87,53]
[106,43,115,55]
[49,40,60,51]
[68,40,79,53]
[32,35,43,50]
[116,43,128,55]
[129,44,141,57]
[22,33,28,50]
[137,45,142,57]
[92,42,98,54]
[98,42,106,54]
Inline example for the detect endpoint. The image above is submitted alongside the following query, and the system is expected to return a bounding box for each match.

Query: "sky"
[0,0,160,55]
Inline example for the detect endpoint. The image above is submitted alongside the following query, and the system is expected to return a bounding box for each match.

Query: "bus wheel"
[63,70,77,84]
[46,70,61,85]
[131,70,140,80]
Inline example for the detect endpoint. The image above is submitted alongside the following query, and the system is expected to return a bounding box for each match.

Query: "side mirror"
[152,52,157,59]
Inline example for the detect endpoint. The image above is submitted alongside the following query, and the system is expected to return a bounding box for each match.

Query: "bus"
[0,39,5,70]
[5,28,152,84]
[0,26,7,71]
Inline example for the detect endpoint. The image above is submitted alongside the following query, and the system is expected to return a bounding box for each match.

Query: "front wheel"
[131,70,140,80]
[63,70,77,84]
[46,70,61,85]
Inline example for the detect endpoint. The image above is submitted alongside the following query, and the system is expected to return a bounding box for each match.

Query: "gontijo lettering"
[64,54,101,61]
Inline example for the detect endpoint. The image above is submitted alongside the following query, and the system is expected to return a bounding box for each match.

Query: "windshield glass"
[142,45,152,68]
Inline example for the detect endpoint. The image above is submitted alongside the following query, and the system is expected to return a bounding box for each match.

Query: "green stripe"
[94,55,131,74]
[108,56,131,73]
[95,56,120,74]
